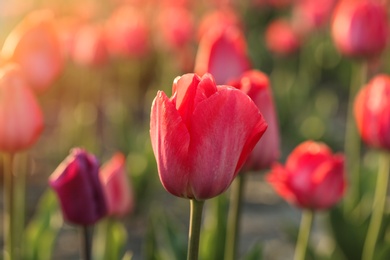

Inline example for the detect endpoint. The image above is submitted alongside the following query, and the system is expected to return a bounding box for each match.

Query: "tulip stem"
[294,209,314,260]
[80,225,92,260]
[344,61,367,211]
[187,199,205,260]
[362,152,390,260]
[3,153,15,260]
[225,174,245,260]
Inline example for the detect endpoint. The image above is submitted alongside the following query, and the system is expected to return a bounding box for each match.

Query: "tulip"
[229,70,280,171]
[1,9,64,93]
[331,0,388,59]
[104,5,150,59]
[71,24,108,67]
[150,73,267,200]
[354,75,390,150]
[49,148,107,225]
[197,9,242,40]
[99,153,133,217]
[0,63,44,153]
[267,140,346,210]
[194,26,251,85]
[265,19,300,56]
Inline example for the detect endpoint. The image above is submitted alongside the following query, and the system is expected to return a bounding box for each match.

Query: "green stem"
[294,210,314,260]
[81,225,92,260]
[187,199,205,260]
[225,174,245,260]
[362,152,390,260]
[3,153,14,260]
[344,61,367,211]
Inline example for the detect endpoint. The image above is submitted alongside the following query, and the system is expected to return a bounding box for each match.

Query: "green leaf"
[242,242,263,260]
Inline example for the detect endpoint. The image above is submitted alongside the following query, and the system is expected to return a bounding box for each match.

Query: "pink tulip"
[331,0,388,59]
[104,5,150,59]
[265,19,300,56]
[49,148,107,225]
[0,63,44,153]
[354,74,390,150]
[150,73,268,200]
[100,153,134,217]
[71,24,108,67]
[1,9,64,93]
[267,141,346,210]
[157,6,194,50]
[194,25,251,85]
[229,70,280,171]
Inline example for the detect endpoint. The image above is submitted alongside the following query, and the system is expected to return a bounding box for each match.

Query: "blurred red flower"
[265,19,300,56]
[331,0,388,59]
[267,141,346,210]
[354,74,390,150]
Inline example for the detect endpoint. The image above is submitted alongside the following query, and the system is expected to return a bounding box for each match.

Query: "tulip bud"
[1,9,64,93]
[267,141,346,210]
[331,0,388,59]
[49,148,107,225]
[104,5,150,59]
[194,26,251,85]
[150,73,267,200]
[265,19,300,56]
[0,63,44,152]
[230,70,280,171]
[99,153,134,217]
[354,74,390,150]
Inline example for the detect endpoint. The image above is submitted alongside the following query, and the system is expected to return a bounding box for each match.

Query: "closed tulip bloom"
[1,9,63,93]
[0,63,44,152]
[354,75,390,150]
[265,19,300,56]
[49,148,107,225]
[100,153,134,217]
[150,73,267,200]
[230,70,280,171]
[194,26,251,85]
[331,0,388,59]
[267,141,346,210]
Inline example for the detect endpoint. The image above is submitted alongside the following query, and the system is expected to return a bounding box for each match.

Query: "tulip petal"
[150,91,191,197]
[188,87,266,200]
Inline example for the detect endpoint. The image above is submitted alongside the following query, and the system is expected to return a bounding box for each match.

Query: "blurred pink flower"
[1,9,64,93]
[267,141,346,210]
[265,19,300,56]
[100,153,134,217]
[71,24,108,67]
[229,70,280,171]
[0,63,44,153]
[157,6,194,50]
[104,5,150,59]
[331,0,388,59]
[195,26,251,85]
[49,148,107,225]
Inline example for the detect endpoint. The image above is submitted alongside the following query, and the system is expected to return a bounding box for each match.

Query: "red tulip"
[197,9,242,40]
[104,5,150,59]
[267,141,346,210]
[71,24,108,67]
[0,63,44,153]
[1,9,64,93]
[331,0,388,59]
[354,74,390,150]
[49,148,107,225]
[150,73,267,200]
[229,70,280,171]
[99,153,134,217]
[265,19,300,56]
[194,25,251,85]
